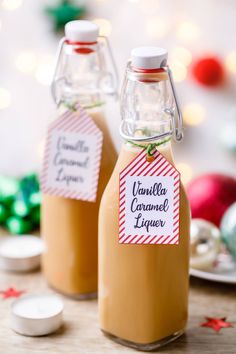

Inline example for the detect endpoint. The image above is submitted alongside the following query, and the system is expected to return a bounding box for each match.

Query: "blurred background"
[0,0,236,183]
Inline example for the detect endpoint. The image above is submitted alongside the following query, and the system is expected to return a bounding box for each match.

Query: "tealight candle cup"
[0,236,44,272]
[11,294,64,336]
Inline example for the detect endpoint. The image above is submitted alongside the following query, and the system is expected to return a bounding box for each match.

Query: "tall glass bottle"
[42,21,118,299]
[99,47,190,349]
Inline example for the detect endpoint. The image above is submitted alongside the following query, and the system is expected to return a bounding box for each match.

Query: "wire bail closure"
[166,66,183,142]
[51,36,119,107]
[119,66,183,143]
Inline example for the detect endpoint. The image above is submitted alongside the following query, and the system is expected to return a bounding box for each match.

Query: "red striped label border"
[119,148,180,245]
[40,103,103,202]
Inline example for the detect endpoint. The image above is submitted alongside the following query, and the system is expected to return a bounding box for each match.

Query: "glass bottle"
[99,47,190,349]
[42,21,118,299]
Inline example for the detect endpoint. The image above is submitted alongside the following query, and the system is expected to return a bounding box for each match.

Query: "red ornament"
[200,317,233,332]
[187,174,236,227]
[192,56,225,86]
[0,287,24,299]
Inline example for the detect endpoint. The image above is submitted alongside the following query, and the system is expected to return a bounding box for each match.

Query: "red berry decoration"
[187,174,236,227]
[192,56,225,86]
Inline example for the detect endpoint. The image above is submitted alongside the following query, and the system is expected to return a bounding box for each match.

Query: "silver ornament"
[220,107,236,152]
[190,218,221,270]
[221,202,236,259]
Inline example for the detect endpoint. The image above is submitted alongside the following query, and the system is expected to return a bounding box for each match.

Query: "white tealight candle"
[11,294,64,336]
[0,236,44,272]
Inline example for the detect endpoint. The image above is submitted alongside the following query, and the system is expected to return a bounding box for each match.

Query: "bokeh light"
[176,21,200,42]
[176,163,193,184]
[92,18,112,37]
[2,0,22,10]
[225,51,236,74]
[15,51,37,74]
[183,103,206,126]
[0,88,11,109]
[35,55,54,86]
[170,47,192,66]
[146,17,169,39]
[170,62,187,82]
[138,0,159,14]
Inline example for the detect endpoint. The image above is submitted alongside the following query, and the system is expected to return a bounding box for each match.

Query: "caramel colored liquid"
[99,143,190,345]
[42,109,117,297]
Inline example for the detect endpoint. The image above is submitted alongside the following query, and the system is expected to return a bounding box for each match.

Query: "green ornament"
[29,191,42,207]
[0,173,41,234]
[45,0,86,32]
[0,176,20,206]
[12,199,31,218]
[6,216,33,235]
[220,202,236,259]
[12,173,40,217]
[0,204,8,224]
[31,206,41,225]
[20,173,40,198]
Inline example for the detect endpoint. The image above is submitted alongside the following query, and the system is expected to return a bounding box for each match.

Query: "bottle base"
[69,291,97,300]
[49,284,97,300]
[102,329,184,351]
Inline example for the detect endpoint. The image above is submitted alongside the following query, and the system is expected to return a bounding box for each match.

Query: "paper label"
[41,103,103,202]
[119,149,180,244]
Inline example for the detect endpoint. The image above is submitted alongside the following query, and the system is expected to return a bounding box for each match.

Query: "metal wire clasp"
[51,37,66,106]
[99,35,119,99]
[165,66,183,142]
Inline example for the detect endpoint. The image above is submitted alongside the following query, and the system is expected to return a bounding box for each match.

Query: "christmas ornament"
[0,176,20,205]
[45,0,86,32]
[0,287,24,300]
[6,216,33,235]
[0,173,41,234]
[31,207,40,225]
[200,317,233,332]
[29,191,41,207]
[220,202,236,259]
[187,174,236,227]
[190,219,221,270]
[11,199,30,218]
[192,56,225,87]
[0,204,8,223]
[220,121,236,152]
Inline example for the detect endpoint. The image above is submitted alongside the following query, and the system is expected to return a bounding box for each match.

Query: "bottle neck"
[119,62,183,144]
[120,63,173,142]
[52,41,107,108]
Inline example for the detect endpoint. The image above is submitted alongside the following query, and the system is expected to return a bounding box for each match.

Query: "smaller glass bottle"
[99,47,190,350]
[42,21,118,299]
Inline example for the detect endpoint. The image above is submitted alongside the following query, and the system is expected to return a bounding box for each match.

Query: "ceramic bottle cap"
[65,20,99,43]
[131,46,168,69]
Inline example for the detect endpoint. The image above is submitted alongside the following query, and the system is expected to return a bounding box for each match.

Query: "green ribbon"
[62,100,105,111]
[63,102,77,111]
[126,137,171,156]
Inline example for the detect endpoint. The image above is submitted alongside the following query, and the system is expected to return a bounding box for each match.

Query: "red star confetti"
[200,317,233,332]
[0,287,24,299]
